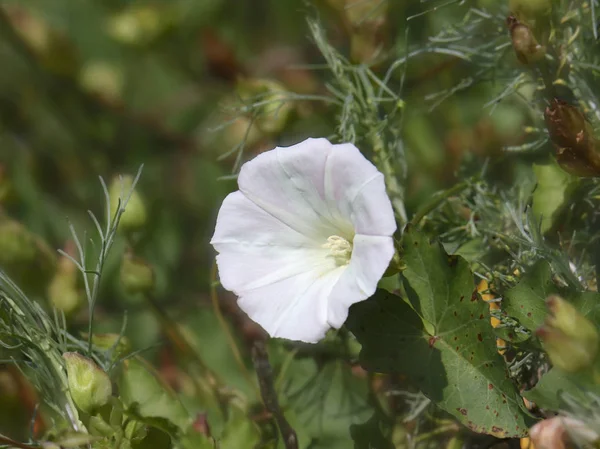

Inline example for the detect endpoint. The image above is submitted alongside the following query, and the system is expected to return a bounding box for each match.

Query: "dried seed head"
[507,16,545,64]
[545,99,600,177]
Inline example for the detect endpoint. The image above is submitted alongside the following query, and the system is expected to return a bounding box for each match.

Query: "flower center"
[323,235,353,266]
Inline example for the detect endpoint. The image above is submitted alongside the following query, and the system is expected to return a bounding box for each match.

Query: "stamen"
[322,235,353,266]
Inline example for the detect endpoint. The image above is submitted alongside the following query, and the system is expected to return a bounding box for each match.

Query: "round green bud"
[48,254,83,315]
[236,78,293,134]
[120,253,155,295]
[109,175,147,233]
[63,352,112,413]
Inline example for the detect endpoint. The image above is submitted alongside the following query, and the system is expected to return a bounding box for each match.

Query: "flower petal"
[238,138,396,240]
[211,191,335,292]
[237,267,345,343]
[324,143,397,236]
[237,138,341,240]
[326,234,395,328]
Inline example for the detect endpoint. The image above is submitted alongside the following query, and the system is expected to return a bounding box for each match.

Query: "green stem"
[369,131,408,225]
[0,433,41,449]
[410,178,476,227]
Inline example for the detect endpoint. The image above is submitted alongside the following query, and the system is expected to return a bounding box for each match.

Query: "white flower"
[211,138,396,343]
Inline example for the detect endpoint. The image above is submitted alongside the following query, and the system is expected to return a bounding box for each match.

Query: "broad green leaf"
[532,162,576,234]
[503,261,600,332]
[178,432,216,449]
[118,357,191,433]
[219,404,261,449]
[277,356,371,449]
[523,368,599,411]
[503,261,559,332]
[347,228,534,438]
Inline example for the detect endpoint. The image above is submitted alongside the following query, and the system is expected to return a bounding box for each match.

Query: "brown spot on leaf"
[492,426,503,434]
[488,384,494,390]
[471,290,479,301]
[457,408,467,416]
[479,314,484,319]
[477,333,483,342]
[527,312,532,317]
[460,295,464,302]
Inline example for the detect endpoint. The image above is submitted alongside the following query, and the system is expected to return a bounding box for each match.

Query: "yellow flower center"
[323,235,353,266]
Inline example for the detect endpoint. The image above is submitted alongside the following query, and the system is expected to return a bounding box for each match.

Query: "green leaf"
[503,261,600,333]
[118,357,191,434]
[503,261,559,332]
[346,227,534,438]
[178,432,216,449]
[277,357,371,449]
[523,368,599,411]
[219,404,261,449]
[532,161,576,234]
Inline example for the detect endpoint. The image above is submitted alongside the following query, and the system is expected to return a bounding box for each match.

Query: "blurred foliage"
[1,0,600,448]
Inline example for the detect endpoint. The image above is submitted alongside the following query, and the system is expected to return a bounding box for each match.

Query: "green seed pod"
[79,61,124,103]
[106,5,174,47]
[0,216,56,295]
[120,252,155,295]
[109,175,147,233]
[236,78,293,134]
[537,296,599,372]
[63,352,112,413]
[48,246,83,315]
[81,333,132,360]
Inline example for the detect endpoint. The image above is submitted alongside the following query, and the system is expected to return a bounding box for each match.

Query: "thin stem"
[252,340,298,449]
[0,433,41,449]
[410,178,475,227]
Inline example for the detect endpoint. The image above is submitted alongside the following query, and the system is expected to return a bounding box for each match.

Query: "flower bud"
[63,352,112,413]
[544,99,600,177]
[48,242,83,315]
[82,333,131,360]
[79,61,124,103]
[106,5,173,46]
[0,219,37,264]
[537,295,599,372]
[0,216,56,294]
[236,78,293,134]
[120,252,155,295]
[109,175,147,233]
[507,16,545,64]
[530,416,599,449]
